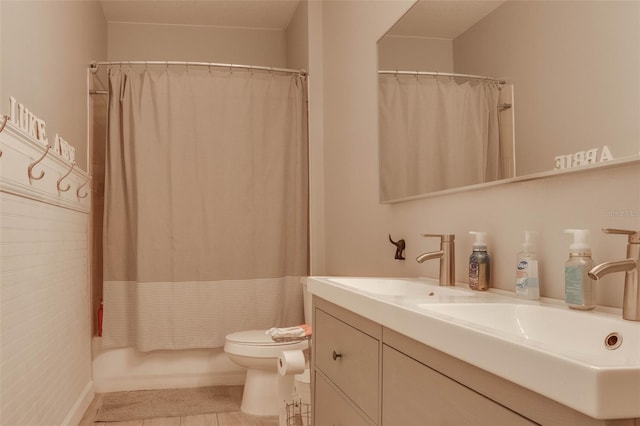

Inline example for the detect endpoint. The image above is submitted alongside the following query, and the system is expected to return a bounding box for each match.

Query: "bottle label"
[565,265,584,305]
[469,262,479,289]
[516,260,539,296]
[469,252,490,290]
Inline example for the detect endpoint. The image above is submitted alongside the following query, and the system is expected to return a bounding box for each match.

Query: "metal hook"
[0,115,8,134]
[28,145,51,181]
[0,115,7,158]
[57,161,76,192]
[76,177,89,199]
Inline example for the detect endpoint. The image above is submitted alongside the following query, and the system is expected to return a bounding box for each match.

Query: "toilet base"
[240,368,294,416]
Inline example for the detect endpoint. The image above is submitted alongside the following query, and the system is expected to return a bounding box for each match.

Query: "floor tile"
[141,417,181,426]
[216,411,278,426]
[181,413,218,426]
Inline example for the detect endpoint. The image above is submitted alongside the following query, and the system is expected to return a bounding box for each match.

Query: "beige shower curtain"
[102,67,308,351]
[379,74,506,200]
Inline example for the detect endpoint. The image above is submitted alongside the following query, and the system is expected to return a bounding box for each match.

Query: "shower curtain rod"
[379,70,505,85]
[89,61,307,76]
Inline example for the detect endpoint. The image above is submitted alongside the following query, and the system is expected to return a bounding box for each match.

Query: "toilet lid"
[226,330,304,346]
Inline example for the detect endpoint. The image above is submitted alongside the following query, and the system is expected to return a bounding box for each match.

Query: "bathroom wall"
[107,22,287,67]
[0,0,107,171]
[0,1,106,423]
[286,0,309,71]
[377,36,453,71]
[316,0,640,310]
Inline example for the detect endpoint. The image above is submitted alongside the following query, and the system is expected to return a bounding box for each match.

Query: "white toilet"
[224,280,312,416]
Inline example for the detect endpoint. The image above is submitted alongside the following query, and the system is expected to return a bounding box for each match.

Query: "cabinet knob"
[332,350,342,360]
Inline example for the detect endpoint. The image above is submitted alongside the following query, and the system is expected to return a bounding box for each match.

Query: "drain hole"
[604,332,622,350]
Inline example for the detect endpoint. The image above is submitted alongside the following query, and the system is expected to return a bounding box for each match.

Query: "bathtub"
[92,337,246,392]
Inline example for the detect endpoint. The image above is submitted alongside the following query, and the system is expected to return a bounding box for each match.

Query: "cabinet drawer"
[382,345,536,426]
[315,307,379,420]
[315,371,375,426]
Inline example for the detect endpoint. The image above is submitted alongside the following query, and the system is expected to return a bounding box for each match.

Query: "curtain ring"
[28,144,51,181]
[76,177,90,199]
[57,161,76,192]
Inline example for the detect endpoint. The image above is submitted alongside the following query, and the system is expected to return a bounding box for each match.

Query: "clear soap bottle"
[564,229,595,310]
[515,231,539,300]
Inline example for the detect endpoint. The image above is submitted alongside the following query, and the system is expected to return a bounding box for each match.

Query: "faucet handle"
[602,228,640,243]
[421,233,455,242]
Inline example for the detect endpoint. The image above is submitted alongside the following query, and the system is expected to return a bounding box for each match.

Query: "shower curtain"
[102,67,308,351]
[379,74,506,200]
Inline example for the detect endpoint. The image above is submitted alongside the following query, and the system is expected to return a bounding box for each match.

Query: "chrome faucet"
[588,228,639,321]
[416,234,455,286]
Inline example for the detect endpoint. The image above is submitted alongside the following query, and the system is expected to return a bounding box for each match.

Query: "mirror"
[378,0,640,202]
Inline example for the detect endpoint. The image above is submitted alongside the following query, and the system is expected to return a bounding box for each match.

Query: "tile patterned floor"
[79,389,279,426]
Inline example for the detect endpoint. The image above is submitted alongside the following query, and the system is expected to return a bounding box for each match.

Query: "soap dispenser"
[564,229,595,310]
[469,231,490,291]
[515,231,539,300]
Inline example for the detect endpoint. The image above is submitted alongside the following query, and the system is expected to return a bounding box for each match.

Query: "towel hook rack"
[28,144,51,181]
[0,115,8,134]
[76,177,90,199]
[0,115,8,158]
[57,161,76,192]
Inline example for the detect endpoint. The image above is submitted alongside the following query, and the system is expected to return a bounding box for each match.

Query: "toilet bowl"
[224,279,313,416]
[224,330,309,416]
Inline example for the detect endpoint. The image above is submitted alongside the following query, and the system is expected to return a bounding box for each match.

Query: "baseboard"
[62,381,94,426]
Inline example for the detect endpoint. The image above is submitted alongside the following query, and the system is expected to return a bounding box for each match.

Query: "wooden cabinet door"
[382,345,536,426]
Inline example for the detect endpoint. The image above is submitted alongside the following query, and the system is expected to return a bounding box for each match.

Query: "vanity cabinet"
[312,296,637,426]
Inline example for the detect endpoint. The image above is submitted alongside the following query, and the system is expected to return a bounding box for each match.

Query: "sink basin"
[419,303,640,366]
[325,277,471,297]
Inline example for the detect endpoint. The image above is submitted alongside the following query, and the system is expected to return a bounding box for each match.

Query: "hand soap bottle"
[469,231,490,291]
[515,231,539,300]
[564,229,595,310]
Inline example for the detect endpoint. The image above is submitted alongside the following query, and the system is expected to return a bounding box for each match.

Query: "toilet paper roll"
[278,350,306,376]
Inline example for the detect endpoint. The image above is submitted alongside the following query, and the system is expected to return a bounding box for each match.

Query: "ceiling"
[387,0,505,39]
[99,0,301,30]
[99,0,504,38]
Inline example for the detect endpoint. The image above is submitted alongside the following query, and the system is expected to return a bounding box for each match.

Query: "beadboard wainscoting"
[0,121,93,425]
